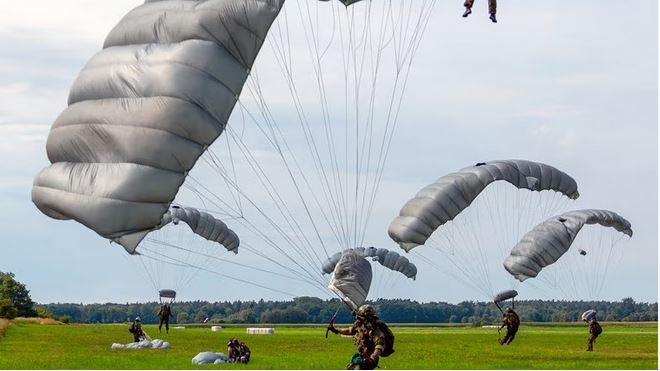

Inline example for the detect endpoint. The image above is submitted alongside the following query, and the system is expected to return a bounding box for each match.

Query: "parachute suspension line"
[354,2,395,248]
[411,249,490,299]
[234,89,346,251]
[144,237,314,285]
[139,247,299,297]
[292,0,351,246]
[222,125,332,269]
[185,174,329,290]
[137,254,160,294]
[358,0,436,247]
[245,23,350,252]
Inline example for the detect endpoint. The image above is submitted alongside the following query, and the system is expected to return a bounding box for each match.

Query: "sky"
[0,0,657,305]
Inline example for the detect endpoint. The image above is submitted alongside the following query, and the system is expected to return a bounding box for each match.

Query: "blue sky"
[0,0,657,304]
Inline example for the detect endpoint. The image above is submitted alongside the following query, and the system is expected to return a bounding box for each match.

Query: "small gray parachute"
[388,160,579,252]
[503,209,633,282]
[493,289,518,303]
[582,309,597,322]
[321,247,417,279]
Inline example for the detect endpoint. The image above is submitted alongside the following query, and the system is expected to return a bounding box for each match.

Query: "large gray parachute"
[388,160,580,252]
[167,206,240,254]
[30,0,375,256]
[503,209,633,282]
[31,0,285,253]
[321,247,417,279]
[327,251,373,310]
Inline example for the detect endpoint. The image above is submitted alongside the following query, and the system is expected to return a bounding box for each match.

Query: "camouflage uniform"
[329,305,385,370]
[587,320,602,351]
[498,309,520,345]
[129,320,145,342]
[157,304,173,333]
[345,319,386,370]
[464,0,497,16]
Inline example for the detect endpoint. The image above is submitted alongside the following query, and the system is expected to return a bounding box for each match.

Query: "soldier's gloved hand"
[328,325,338,334]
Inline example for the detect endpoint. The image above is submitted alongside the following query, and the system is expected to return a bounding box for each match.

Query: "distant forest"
[43,297,657,324]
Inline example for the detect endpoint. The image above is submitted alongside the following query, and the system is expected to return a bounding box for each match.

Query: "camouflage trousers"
[587,334,599,351]
[499,330,517,345]
[464,0,497,15]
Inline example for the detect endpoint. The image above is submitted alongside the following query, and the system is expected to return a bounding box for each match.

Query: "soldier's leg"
[587,335,594,351]
[159,318,164,333]
[464,0,474,9]
[506,332,516,345]
[488,0,496,15]
[165,319,169,333]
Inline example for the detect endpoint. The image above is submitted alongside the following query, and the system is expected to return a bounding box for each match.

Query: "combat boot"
[462,8,472,17]
[489,14,497,23]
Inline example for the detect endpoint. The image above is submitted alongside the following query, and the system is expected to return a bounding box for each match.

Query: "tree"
[0,298,18,319]
[0,272,35,317]
[177,311,190,324]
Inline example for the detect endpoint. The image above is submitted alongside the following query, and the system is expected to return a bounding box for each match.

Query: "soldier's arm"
[334,326,356,336]
[369,334,385,361]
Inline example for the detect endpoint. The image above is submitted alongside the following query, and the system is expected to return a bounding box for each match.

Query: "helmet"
[135,317,141,322]
[506,308,513,313]
[357,304,376,318]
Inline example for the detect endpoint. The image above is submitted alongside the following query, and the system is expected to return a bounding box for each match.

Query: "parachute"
[158,289,176,303]
[493,289,518,303]
[389,160,580,252]
[387,159,579,300]
[321,247,417,279]
[31,0,436,301]
[32,0,284,252]
[168,206,240,254]
[582,309,597,322]
[328,251,373,310]
[504,209,633,282]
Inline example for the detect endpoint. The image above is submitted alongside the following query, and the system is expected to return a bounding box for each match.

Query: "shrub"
[35,307,55,319]
[59,315,71,324]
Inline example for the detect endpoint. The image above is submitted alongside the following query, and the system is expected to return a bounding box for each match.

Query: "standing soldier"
[462,0,497,23]
[327,305,393,370]
[157,303,174,334]
[585,318,602,351]
[498,308,520,345]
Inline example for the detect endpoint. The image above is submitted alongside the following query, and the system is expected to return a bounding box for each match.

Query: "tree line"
[1,272,655,324]
[42,297,657,324]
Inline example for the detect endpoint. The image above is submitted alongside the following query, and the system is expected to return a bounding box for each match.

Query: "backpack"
[375,320,395,357]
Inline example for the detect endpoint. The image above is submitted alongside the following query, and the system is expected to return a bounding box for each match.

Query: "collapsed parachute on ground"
[388,160,580,252]
[322,247,417,279]
[31,0,285,253]
[111,339,171,350]
[328,251,373,310]
[503,209,633,282]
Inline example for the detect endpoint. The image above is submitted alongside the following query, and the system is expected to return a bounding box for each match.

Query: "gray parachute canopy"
[31,0,364,253]
[167,206,240,254]
[503,209,633,282]
[328,251,373,310]
[493,289,518,303]
[159,289,176,299]
[582,309,597,322]
[388,160,580,252]
[321,247,417,279]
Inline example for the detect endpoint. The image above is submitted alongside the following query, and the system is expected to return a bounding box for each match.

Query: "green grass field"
[0,321,656,369]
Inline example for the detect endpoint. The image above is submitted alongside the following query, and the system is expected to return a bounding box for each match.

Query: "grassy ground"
[0,322,656,369]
